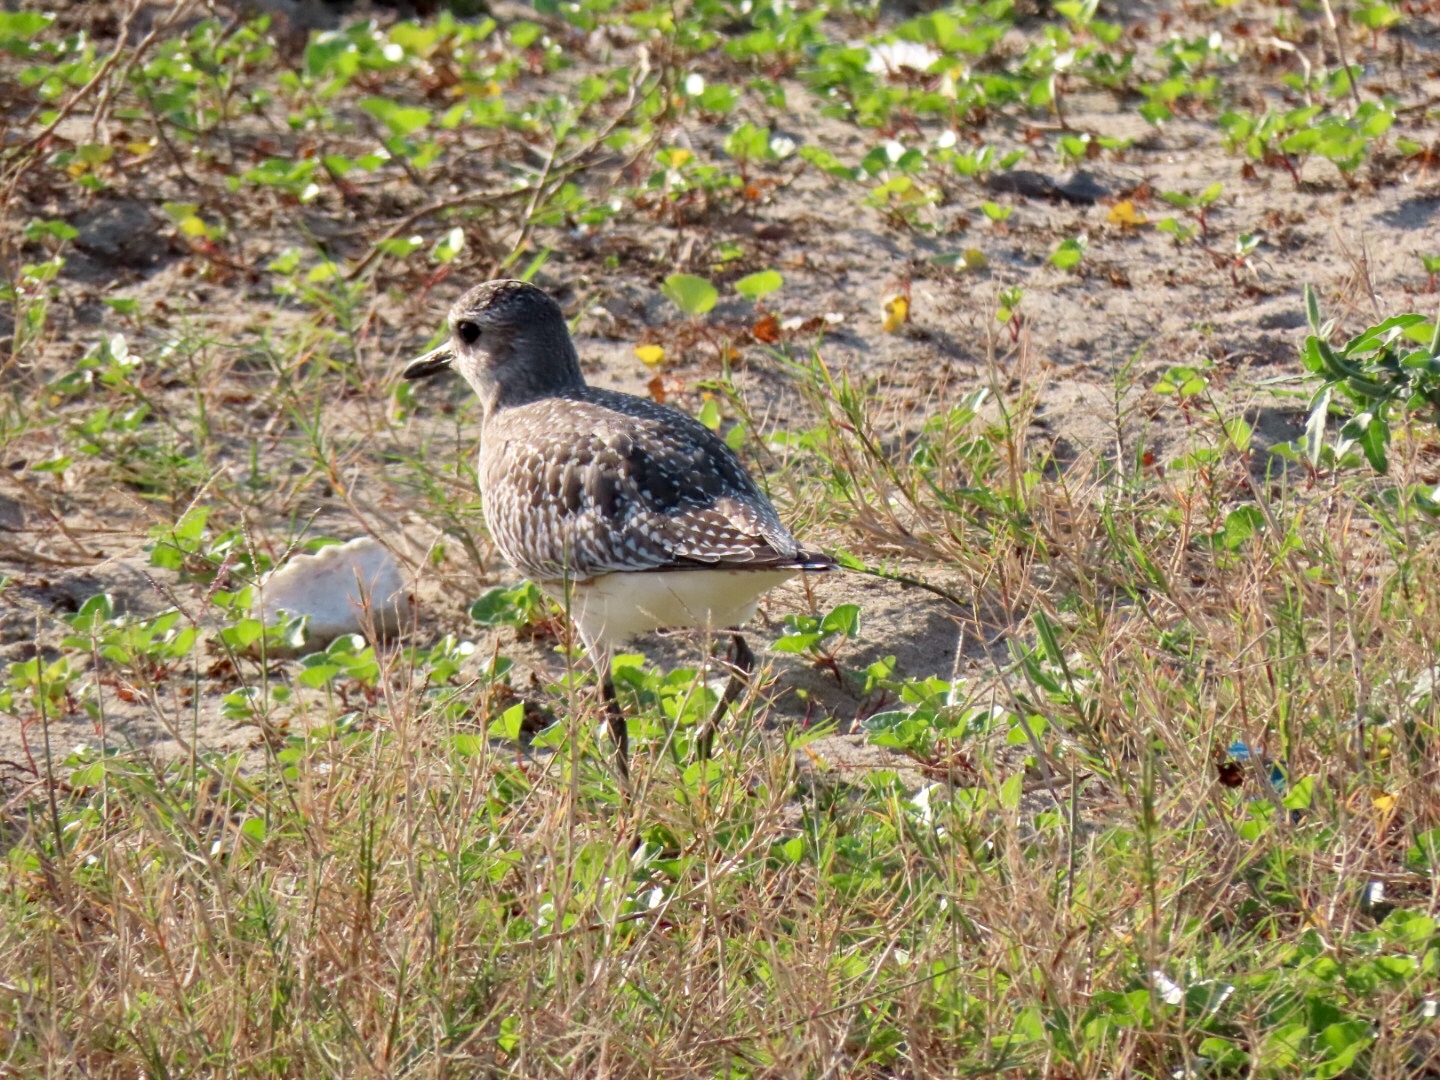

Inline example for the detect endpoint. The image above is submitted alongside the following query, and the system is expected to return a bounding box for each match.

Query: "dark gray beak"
[403,342,454,380]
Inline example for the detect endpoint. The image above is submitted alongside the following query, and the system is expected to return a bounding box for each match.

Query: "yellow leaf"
[126,140,155,157]
[962,248,988,270]
[179,216,209,238]
[634,344,666,366]
[66,161,89,178]
[1107,199,1147,227]
[882,294,909,333]
[1372,790,1397,814]
[669,148,693,168]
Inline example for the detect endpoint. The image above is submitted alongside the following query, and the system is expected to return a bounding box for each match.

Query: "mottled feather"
[405,278,835,601]
[480,388,810,584]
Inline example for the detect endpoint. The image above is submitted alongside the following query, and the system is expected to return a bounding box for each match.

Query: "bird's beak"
[402,342,454,380]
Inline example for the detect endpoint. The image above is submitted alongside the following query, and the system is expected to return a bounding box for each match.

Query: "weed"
[2,1,1440,1075]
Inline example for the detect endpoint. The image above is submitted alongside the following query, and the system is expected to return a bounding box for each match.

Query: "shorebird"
[404,279,833,774]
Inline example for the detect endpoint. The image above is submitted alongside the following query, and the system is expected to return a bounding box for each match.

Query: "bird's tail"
[790,549,840,572]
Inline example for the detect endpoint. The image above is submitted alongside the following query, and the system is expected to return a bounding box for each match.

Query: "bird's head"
[403,279,584,415]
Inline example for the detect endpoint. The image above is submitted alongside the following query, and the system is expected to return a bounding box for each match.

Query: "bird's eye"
[457,320,482,344]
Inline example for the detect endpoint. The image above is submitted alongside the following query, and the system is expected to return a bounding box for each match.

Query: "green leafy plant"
[1049,235,1087,271]
[980,200,1013,224]
[1157,181,1221,239]
[863,676,1006,771]
[1295,285,1440,475]
[469,581,549,629]
[296,634,381,690]
[997,285,1024,340]
[773,603,860,683]
[1421,253,1440,293]
[62,594,198,679]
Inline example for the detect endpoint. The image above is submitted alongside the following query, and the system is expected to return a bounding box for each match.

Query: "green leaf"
[773,836,804,864]
[1343,411,1390,474]
[451,733,485,758]
[697,397,722,431]
[820,603,859,638]
[1304,283,1321,333]
[1260,1022,1309,1071]
[469,582,542,627]
[67,593,115,633]
[239,817,267,843]
[23,218,79,243]
[219,619,264,650]
[1032,610,1064,666]
[723,121,772,161]
[490,702,527,741]
[0,11,54,39]
[1314,1020,1371,1078]
[1221,506,1265,550]
[734,270,782,302]
[661,274,718,317]
[298,661,343,688]
[1223,417,1253,452]
[772,632,822,654]
[360,97,433,138]
[999,772,1023,810]
[1282,774,1314,812]
[1049,236,1087,270]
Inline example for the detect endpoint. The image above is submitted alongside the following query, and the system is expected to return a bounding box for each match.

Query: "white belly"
[544,569,798,648]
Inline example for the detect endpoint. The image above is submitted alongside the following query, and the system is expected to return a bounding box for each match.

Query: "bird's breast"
[544,568,799,648]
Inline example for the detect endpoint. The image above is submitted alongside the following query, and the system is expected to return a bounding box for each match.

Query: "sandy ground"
[3,0,1439,777]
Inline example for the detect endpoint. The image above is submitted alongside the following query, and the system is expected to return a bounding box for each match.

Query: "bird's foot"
[695,633,754,761]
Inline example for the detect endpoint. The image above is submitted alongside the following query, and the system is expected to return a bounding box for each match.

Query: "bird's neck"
[475,334,587,419]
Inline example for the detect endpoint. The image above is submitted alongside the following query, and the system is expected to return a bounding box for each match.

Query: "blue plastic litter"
[1227,741,1287,793]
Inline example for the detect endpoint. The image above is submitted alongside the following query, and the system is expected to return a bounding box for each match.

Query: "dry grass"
[3,1,1440,1076]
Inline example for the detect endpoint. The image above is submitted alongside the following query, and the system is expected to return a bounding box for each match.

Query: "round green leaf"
[661,274,718,316]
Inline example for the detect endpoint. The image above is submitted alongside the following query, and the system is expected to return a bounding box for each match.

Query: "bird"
[403,279,834,775]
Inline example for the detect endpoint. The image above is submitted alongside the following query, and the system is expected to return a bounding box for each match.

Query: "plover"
[404,279,833,772]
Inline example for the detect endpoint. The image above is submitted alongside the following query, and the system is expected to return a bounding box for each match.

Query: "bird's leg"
[600,669,630,781]
[695,633,755,761]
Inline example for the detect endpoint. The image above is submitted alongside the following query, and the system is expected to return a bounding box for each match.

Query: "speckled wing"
[478,389,807,583]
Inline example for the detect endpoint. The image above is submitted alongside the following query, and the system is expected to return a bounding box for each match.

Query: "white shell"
[254,537,410,650]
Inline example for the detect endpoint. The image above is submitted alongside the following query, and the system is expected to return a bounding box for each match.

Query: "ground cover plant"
[3,0,1440,1075]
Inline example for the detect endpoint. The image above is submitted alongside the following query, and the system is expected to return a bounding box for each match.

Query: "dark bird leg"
[695,633,755,761]
[600,670,630,781]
